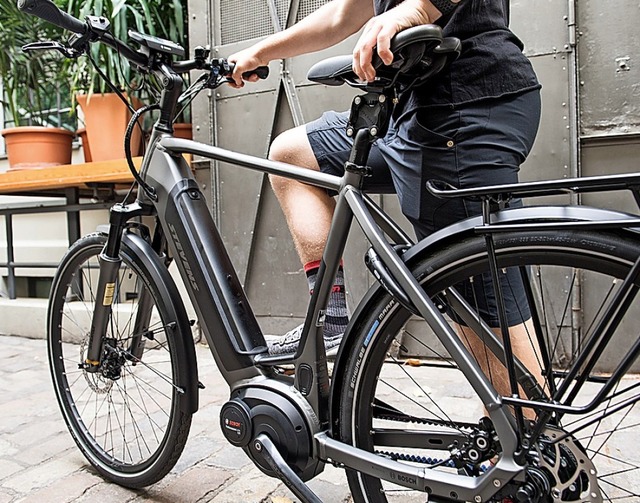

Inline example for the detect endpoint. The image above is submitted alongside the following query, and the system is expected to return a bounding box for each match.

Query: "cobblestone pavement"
[3,334,639,502]
[0,335,352,503]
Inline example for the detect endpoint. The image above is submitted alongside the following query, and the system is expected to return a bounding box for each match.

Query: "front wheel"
[340,229,640,502]
[48,233,193,488]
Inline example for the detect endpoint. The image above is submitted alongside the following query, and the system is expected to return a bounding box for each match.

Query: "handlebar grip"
[17,0,87,34]
[245,66,269,80]
[242,66,269,80]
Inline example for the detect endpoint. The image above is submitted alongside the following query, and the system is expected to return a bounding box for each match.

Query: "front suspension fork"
[84,202,154,372]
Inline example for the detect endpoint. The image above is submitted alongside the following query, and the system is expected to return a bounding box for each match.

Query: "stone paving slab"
[3,334,639,502]
[0,335,351,503]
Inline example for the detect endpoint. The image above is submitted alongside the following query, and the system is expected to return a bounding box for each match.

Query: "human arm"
[352,0,464,82]
[228,0,374,87]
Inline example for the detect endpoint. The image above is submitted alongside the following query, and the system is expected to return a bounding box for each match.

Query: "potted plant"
[63,0,189,162]
[173,106,193,140]
[0,1,75,170]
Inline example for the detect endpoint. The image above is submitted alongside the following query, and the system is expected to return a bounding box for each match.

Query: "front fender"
[122,231,199,414]
[329,204,640,434]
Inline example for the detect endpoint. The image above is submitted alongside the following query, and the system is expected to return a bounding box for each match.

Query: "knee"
[268,129,299,164]
[268,126,317,167]
[268,127,316,194]
[269,171,290,197]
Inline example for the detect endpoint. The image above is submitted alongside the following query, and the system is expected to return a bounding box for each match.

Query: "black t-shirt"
[373,0,540,108]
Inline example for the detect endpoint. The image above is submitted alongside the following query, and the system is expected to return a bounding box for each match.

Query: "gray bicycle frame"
[132,126,525,500]
[17,0,636,496]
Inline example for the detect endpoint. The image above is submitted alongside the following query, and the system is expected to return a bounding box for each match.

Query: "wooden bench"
[0,158,141,299]
[0,157,140,196]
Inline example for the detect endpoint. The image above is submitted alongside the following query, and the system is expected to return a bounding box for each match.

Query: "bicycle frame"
[20,1,640,497]
[71,79,640,503]
[84,118,534,498]
[82,84,640,500]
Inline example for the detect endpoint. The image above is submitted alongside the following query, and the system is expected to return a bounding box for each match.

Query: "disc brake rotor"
[535,426,601,502]
[80,338,114,394]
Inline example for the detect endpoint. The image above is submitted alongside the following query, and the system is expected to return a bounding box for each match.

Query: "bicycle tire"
[339,229,640,502]
[48,233,193,488]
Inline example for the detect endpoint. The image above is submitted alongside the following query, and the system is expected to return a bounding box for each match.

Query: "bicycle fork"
[83,202,154,372]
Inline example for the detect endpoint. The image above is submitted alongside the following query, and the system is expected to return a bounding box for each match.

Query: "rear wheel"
[340,229,640,502]
[48,233,193,488]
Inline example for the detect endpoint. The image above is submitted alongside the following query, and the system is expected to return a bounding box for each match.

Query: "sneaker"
[264,324,342,357]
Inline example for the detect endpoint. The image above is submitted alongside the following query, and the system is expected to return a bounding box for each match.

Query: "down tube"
[145,149,265,384]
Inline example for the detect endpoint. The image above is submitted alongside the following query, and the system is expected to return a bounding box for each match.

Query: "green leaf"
[113,0,127,17]
[2,0,188,126]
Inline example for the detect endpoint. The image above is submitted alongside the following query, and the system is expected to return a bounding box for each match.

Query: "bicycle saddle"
[307,24,461,90]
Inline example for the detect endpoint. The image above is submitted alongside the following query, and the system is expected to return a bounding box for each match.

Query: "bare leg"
[264,126,348,354]
[458,319,545,420]
[268,125,335,264]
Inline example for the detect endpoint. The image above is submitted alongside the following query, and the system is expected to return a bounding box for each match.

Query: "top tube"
[160,137,343,193]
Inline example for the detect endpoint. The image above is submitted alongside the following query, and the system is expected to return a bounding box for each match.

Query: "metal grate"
[275,0,290,29]
[296,0,329,22]
[218,0,332,45]
[220,0,275,45]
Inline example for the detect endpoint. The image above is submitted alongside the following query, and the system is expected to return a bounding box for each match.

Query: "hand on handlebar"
[227,48,269,88]
[18,0,268,90]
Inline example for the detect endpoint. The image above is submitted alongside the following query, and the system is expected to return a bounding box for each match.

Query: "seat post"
[343,89,395,187]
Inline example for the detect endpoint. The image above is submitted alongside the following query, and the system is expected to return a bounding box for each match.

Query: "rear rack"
[427,172,640,205]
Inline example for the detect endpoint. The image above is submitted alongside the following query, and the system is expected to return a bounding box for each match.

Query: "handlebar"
[17,0,269,83]
[100,31,149,68]
[18,0,87,34]
[16,0,269,201]
[18,0,149,68]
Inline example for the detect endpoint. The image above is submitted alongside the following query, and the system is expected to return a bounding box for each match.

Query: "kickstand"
[254,434,323,503]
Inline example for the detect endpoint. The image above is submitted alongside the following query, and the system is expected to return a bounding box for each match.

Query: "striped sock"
[305,261,349,339]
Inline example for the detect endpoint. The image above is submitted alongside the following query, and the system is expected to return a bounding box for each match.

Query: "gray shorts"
[306,90,542,326]
[306,89,541,240]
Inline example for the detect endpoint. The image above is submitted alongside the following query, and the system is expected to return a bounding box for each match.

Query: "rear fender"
[328,204,640,433]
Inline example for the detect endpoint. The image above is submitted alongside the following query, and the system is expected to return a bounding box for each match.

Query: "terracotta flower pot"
[76,93,143,162]
[172,123,193,164]
[76,128,92,163]
[1,126,74,171]
[173,123,193,140]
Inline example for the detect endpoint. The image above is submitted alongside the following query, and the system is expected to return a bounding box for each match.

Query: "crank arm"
[253,434,322,503]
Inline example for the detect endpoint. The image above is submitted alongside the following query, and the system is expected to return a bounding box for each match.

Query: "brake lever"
[205,58,232,88]
[22,40,80,58]
[178,74,208,103]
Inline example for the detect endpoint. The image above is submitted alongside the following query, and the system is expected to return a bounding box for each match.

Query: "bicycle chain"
[376,412,474,432]
[375,449,456,467]
[374,412,476,467]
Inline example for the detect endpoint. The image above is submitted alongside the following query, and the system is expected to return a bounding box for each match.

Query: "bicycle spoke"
[49,236,191,485]
[342,231,640,502]
[117,379,153,461]
[400,326,457,367]
[385,352,460,431]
